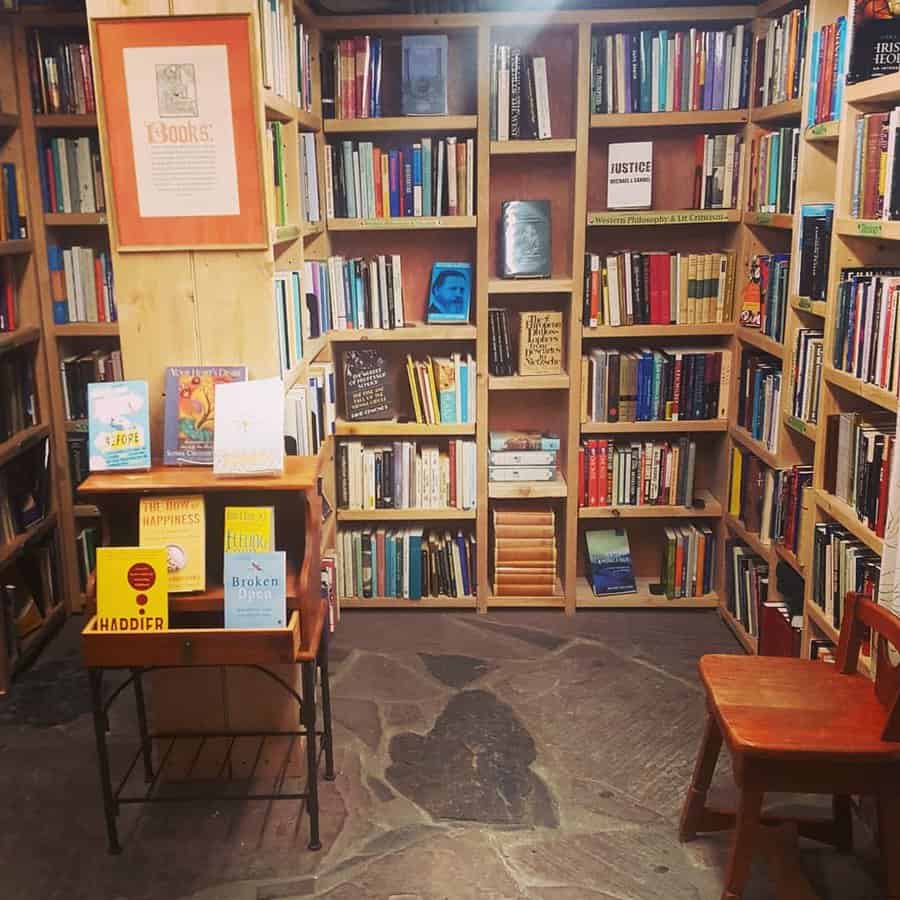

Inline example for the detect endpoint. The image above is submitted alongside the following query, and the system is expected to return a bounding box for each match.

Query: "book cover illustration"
[739,255,765,328]
[426,262,472,323]
[607,141,653,210]
[213,377,284,476]
[224,551,287,629]
[401,34,448,116]
[139,494,205,593]
[224,506,275,553]
[164,365,247,465]
[498,200,551,279]
[585,528,636,596]
[95,547,168,632]
[518,310,563,375]
[343,348,393,421]
[848,0,900,84]
[87,380,151,472]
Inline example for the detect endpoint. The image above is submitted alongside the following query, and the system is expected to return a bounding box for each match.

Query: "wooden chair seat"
[700,654,900,761]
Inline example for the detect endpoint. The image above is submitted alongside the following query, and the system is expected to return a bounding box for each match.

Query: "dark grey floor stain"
[0,653,91,727]
[467,617,570,651]
[386,689,558,827]
[419,653,494,688]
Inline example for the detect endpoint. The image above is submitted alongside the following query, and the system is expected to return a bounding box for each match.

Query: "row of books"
[0,352,35,443]
[258,0,292,99]
[694,134,745,211]
[405,354,476,425]
[577,438,697,509]
[736,350,781,453]
[791,328,824,424]
[493,509,557,597]
[300,132,320,224]
[811,524,880,631]
[807,17,847,128]
[320,255,406,338]
[589,26,751,114]
[324,137,475,220]
[321,37,383,120]
[27,30,95,115]
[489,431,559,484]
[1,543,60,669]
[488,309,563,379]
[38,137,105,214]
[747,127,799,216]
[1,163,27,241]
[336,528,476,600]
[267,122,289,227]
[0,259,17,333]
[337,439,476,510]
[833,268,900,396]
[825,411,894,539]
[741,253,789,344]
[581,348,730,424]
[487,307,515,376]
[661,523,716,599]
[295,20,314,112]
[48,245,116,325]
[725,539,768,638]
[273,269,303,377]
[60,349,123,421]
[582,250,737,327]
[284,361,336,458]
[851,110,900,220]
[489,46,552,141]
[794,204,833,302]
[754,7,808,108]
[0,436,50,544]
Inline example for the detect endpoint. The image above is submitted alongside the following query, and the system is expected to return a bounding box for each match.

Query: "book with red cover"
[862,112,888,218]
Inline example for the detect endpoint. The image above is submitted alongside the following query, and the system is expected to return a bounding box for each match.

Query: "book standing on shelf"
[48,244,116,324]
[139,495,205,592]
[273,268,303,376]
[661,524,715,599]
[343,348,393,421]
[258,0,291,99]
[295,19,314,112]
[27,30,96,114]
[737,350,782,452]
[224,552,287,628]
[518,311,562,375]
[488,308,515,375]
[60,349,123,421]
[267,121,288,227]
[791,328,824,423]
[402,35,448,116]
[740,253,789,342]
[489,431,559,484]
[585,528,635,596]
[754,5,808,106]
[321,36,383,120]
[0,259,17,333]
[406,353,476,425]
[726,538,768,637]
[747,128,799,215]
[693,134,745,211]
[806,17,847,127]
[795,204,833,301]
[847,0,900,84]
[87,380,151,472]
[851,110,900,220]
[489,45,552,140]
[1,163,27,240]
[300,133,320,225]
[213,378,284,477]
[607,142,652,210]
[0,435,50,542]
[0,352,36,443]
[812,523,881,630]
[38,136,105,214]
[284,361,335,456]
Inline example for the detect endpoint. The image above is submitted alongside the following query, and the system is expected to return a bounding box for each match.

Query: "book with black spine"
[509,47,522,139]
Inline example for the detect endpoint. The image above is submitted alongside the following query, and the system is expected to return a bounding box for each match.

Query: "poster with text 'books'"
[164,366,247,465]
[88,380,151,471]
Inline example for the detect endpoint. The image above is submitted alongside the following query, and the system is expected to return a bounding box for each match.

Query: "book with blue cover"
[87,380,151,472]
[401,34,448,116]
[585,529,636,596]
[224,551,287,629]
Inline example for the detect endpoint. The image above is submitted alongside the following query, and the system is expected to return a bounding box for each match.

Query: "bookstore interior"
[3,0,900,896]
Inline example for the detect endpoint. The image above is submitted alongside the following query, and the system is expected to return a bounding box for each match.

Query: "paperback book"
[139,494,205,592]
[95,547,168,633]
[213,377,284,477]
[585,528,636,596]
[224,551,287,629]
[224,506,275,553]
[607,142,652,210]
[87,380,151,472]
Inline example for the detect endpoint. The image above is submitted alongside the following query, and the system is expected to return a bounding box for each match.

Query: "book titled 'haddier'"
[224,551,287,629]
[607,142,653,210]
[139,495,205,593]
[95,547,168,633]
[213,377,284,476]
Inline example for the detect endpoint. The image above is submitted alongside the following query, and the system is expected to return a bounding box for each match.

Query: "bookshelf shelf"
[728,425,780,469]
[0,240,33,256]
[587,209,741,227]
[815,489,884,556]
[844,70,900,106]
[0,325,41,356]
[324,115,477,133]
[805,120,840,142]
[64,419,88,433]
[490,139,577,155]
[283,334,329,391]
[54,322,119,337]
[273,224,301,245]
[73,504,100,518]
[805,604,874,674]
[329,323,477,343]
[487,277,572,293]
[575,577,719,609]
[327,216,477,231]
[334,419,476,437]
[583,323,733,338]
[0,513,59,572]
[724,512,774,563]
[336,508,476,521]
[263,91,295,122]
[736,325,784,359]
[720,605,759,654]
[341,594,477,609]
[742,211,794,230]
[790,295,826,317]
[488,475,568,499]
[0,424,51,470]
[774,542,804,575]
[488,594,567,608]
[834,217,900,241]
[582,419,728,434]
[302,221,325,240]
[44,212,108,227]
[783,412,818,442]
[756,0,803,19]
[296,110,322,132]
[750,97,802,125]
[824,365,898,413]
[578,489,721,519]
[489,373,569,390]
[0,112,19,132]
[7,602,66,692]
[33,113,97,129]
[590,110,748,129]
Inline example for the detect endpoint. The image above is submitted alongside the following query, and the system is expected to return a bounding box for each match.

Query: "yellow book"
[406,354,423,423]
[728,447,743,518]
[95,547,168,633]
[139,495,205,593]
[224,506,275,553]
[425,356,440,423]
[381,152,390,219]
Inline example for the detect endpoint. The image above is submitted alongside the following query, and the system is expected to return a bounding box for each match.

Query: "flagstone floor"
[0,609,885,900]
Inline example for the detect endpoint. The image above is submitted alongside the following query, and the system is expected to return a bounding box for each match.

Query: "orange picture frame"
[93,15,267,251]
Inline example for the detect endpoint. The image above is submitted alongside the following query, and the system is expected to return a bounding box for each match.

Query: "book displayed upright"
[401,35,448,115]
[95,547,168,633]
[87,380,151,472]
[607,142,652,210]
[498,200,551,278]
[213,378,285,477]
[139,495,206,593]
[224,551,287,629]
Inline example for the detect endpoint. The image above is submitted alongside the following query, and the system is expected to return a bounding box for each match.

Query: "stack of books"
[833,268,900,395]
[493,508,558,597]
[740,253,789,342]
[0,258,17,333]
[337,439,477,510]
[284,361,336,457]
[725,538,769,637]
[324,137,475,219]
[489,46,552,140]
[489,431,559,484]
[321,36,383,120]
[406,354,476,425]
[791,328,824,423]
[60,349,123,421]
[747,127,800,215]
[795,204,833,301]
[295,19,314,112]
[488,308,514,375]
[589,26,751,113]
[337,527,476,599]
[582,249,737,327]
[585,528,635,596]
[850,110,900,220]
[0,351,35,442]
[0,163,27,240]
[661,524,716,599]
[300,132,320,224]
[694,134,745,210]
[582,348,730,424]
[267,122,288,227]
[258,0,291,98]
[807,17,847,128]
[48,245,116,324]
[273,269,303,377]
[38,136,105,213]
[753,5,808,107]
[812,524,880,630]
[737,350,782,452]
[27,31,96,114]
[577,438,697,508]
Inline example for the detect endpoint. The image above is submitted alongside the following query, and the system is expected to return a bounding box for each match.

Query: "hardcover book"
[343,348,393,421]
[138,494,205,593]
[489,466,557,481]
[224,506,275,553]
[585,528,636,596]
[164,366,247,466]
[87,380,151,472]
[489,430,560,451]
[401,34,448,115]
[518,310,563,375]
[607,141,653,210]
[95,547,168,633]
[224,551,287,629]
[848,0,900,84]
[213,378,285,477]
[498,200,551,279]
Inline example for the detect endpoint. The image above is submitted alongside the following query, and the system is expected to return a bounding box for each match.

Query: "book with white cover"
[607,141,653,210]
[213,377,285,476]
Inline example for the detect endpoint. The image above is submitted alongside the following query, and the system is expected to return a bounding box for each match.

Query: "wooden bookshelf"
[834,217,900,240]
[323,114,477,133]
[336,508,476,521]
[720,604,759,654]
[805,119,840,142]
[488,475,568,499]
[590,110,748,129]
[487,277,573,293]
[742,211,794,230]
[44,212,108,227]
[0,239,34,256]
[729,425,780,470]
[334,419,476,437]
[53,322,119,337]
[824,365,898,413]
[0,324,41,353]
[33,112,97,128]
[0,423,51,469]
[750,97,802,125]
[489,373,569,390]
[581,419,729,434]
[790,295,827,317]
[783,412,819,443]
[578,489,722,519]
[489,139,577,155]
[583,323,733,338]
[575,577,719,609]
[736,325,785,359]
[329,324,477,342]
[586,209,741,227]
[327,216,477,231]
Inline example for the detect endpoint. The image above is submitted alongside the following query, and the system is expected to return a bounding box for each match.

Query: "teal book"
[658,30,668,111]
[87,380,151,472]
[459,359,468,424]
[585,529,636,596]
[224,552,286,629]
[768,133,780,210]
[408,528,423,599]
[639,31,653,113]
[422,138,432,216]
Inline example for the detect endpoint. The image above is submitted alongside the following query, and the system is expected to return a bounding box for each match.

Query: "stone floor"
[0,609,886,900]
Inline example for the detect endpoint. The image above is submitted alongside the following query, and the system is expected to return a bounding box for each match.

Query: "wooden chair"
[679,593,900,900]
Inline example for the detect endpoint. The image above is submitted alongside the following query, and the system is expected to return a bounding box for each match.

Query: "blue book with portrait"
[426,262,472,323]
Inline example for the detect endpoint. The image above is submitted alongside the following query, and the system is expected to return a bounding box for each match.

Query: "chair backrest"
[837,592,900,741]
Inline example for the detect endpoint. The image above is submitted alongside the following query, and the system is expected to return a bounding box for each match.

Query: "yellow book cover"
[95,547,168,633]
[406,354,423,423]
[139,494,205,593]
[729,447,743,518]
[224,506,275,553]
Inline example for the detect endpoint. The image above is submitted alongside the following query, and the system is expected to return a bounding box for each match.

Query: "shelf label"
[796,297,811,310]
[857,220,883,237]
[337,216,468,229]
[587,209,734,226]
[786,415,806,434]
[754,212,773,225]
[809,122,829,136]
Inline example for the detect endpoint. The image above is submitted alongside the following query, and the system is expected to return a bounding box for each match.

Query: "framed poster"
[93,16,267,250]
